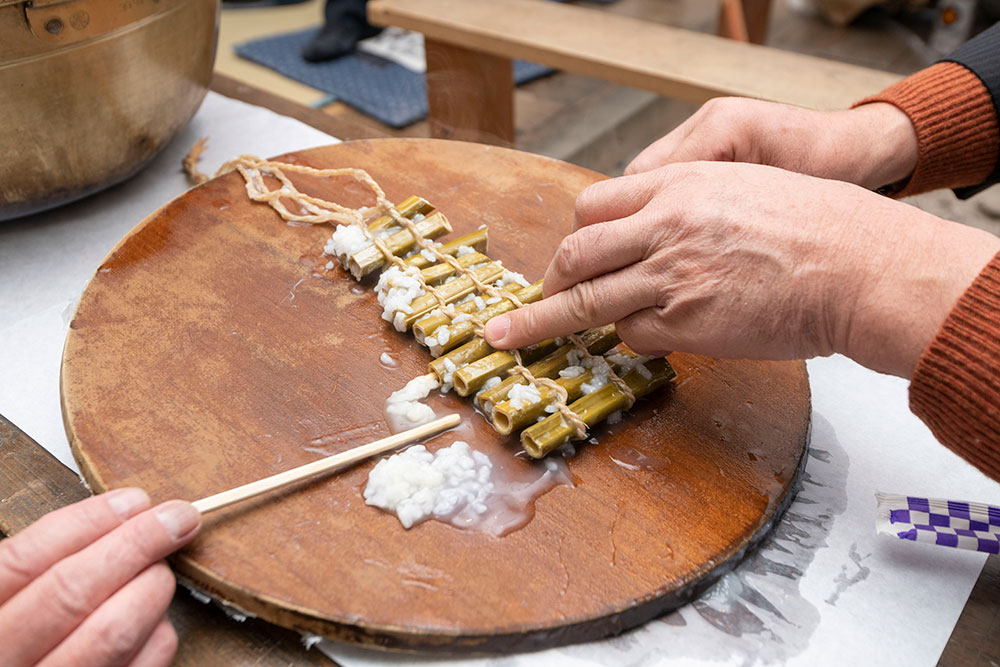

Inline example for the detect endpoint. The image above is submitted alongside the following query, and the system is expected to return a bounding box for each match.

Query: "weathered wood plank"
[369,0,899,111]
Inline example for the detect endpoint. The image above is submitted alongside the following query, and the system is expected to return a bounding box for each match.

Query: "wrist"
[838,211,1000,378]
[843,103,918,191]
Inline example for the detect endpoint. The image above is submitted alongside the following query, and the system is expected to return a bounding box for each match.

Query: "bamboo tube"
[428,338,493,383]
[475,325,619,411]
[420,252,489,286]
[396,262,506,331]
[423,281,544,356]
[413,279,541,345]
[404,228,488,270]
[451,338,559,397]
[348,212,452,278]
[428,336,558,386]
[366,195,433,233]
[492,373,590,435]
[521,358,677,458]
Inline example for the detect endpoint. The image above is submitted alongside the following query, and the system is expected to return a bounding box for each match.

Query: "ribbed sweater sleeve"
[910,253,1000,481]
[853,61,999,197]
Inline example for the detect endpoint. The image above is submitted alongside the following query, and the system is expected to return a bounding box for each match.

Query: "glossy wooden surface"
[61,139,810,651]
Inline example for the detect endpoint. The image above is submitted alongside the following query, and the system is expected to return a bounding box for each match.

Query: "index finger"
[485,264,656,349]
[0,488,150,604]
[574,171,662,232]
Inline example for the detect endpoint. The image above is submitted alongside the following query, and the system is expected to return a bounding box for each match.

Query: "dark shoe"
[301,21,382,62]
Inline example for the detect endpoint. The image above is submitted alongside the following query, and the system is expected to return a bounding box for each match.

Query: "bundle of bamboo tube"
[210,153,679,460]
[327,193,676,458]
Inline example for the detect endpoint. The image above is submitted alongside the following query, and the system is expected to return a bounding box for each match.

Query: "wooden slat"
[0,413,337,666]
[369,0,900,110]
[426,39,515,145]
[938,554,1000,666]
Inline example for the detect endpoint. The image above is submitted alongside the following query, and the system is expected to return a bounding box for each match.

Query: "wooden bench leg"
[425,38,514,146]
[718,0,771,44]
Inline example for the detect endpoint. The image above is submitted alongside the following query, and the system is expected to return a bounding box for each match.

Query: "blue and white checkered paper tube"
[876,493,1000,555]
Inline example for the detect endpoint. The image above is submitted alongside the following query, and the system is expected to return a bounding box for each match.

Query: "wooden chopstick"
[191,414,461,514]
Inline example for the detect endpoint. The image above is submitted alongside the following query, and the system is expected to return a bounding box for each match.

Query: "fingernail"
[106,488,150,520]
[154,501,202,542]
[485,315,510,344]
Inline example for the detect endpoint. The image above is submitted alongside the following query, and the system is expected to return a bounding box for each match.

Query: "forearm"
[836,210,1000,378]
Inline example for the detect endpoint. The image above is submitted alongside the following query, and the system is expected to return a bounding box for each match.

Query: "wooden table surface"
[1,72,996,666]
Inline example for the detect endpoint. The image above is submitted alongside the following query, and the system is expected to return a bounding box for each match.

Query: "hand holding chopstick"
[192,414,461,514]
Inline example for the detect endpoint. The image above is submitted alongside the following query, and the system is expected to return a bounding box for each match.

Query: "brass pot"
[0,0,219,221]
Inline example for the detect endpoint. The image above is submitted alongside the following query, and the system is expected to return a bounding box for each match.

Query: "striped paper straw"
[876,493,1000,555]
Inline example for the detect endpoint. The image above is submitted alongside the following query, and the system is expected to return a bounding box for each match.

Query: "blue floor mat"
[235,28,554,128]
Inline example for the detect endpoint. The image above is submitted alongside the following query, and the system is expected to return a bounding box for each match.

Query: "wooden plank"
[939,554,1000,666]
[369,0,900,110]
[426,39,515,145]
[0,413,337,665]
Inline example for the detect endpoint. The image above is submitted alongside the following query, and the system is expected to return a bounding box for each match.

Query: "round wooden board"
[61,139,810,652]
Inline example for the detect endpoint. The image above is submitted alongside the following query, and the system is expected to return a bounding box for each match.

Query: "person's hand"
[484,162,1000,378]
[0,488,202,666]
[626,98,919,192]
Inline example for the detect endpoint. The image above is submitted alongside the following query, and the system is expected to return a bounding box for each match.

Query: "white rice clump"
[384,374,440,429]
[508,382,542,410]
[324,224,371,259]
[498,270,531,289]
[364,441,494,528]
[605,351,655,380]
[558,365,585,379]
[481,376,502,392]
[420,247,437,263]
[375,265,425,329]
[456,245,476,257]
[581,357,612,395]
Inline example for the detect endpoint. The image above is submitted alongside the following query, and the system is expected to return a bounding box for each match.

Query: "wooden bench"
[368,0,901,146]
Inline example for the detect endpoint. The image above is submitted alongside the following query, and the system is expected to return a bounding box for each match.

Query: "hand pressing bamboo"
[476,325,620,412]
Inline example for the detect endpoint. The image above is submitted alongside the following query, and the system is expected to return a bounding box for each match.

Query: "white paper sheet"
[1,91,996,666]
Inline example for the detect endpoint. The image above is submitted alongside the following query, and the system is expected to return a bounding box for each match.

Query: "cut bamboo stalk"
[420,251,490,286]
[428,336,556,387]
[422,280,544,356]
[413,279,541,345]
[396,261,506,330]
[475,324,619,411]
[451,337,559,397]
[366,195,434,233]
[404,227,489,270]
[348,212,452,278]
[192,414,461,514]
[521,359,676,458]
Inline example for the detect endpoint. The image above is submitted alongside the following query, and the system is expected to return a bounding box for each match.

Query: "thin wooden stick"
[192,414,461,514]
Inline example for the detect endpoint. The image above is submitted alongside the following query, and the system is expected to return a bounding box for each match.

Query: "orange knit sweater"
[857,62,1000,481]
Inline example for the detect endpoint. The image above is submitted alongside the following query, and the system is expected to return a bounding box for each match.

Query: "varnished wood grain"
[61,139,810,652]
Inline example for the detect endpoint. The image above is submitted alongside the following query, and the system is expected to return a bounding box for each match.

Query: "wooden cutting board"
[61,138,810,652]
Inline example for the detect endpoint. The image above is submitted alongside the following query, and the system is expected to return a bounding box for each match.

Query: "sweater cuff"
[853,62,999,197]
[910,252,1000,481]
